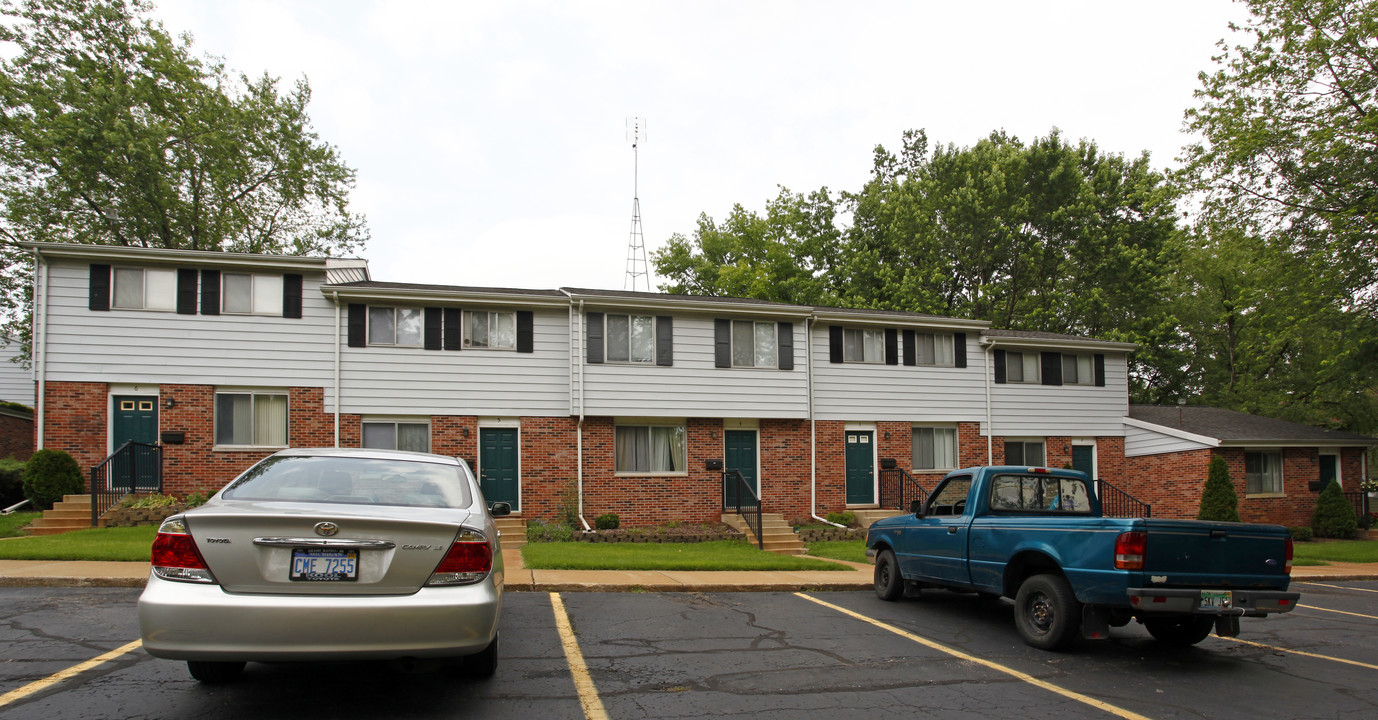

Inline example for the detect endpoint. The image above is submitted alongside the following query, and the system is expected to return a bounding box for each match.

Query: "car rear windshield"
[988,473,1092,514]
[221,456,472,509]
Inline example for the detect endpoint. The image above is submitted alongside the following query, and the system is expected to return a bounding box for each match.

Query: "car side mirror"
[910,499,925,517]
[489,501,512,517]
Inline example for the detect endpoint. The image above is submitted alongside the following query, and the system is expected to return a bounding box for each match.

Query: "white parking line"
[0,640,144,709]
[550,593,609,720]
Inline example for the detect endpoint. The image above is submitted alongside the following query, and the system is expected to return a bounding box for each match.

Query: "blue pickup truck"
[866,466,1299,649]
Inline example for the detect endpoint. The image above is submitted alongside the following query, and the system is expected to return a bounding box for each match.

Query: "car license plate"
[290,548,358,582]
[1201,590,1232,610]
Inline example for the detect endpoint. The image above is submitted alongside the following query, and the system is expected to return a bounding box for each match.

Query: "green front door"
[1320,454,1339,490]
[1072,445,1095,478]
[111,396,158,490]
[724,430,758,506]
[479,428,519,510]
[845,431,875,504]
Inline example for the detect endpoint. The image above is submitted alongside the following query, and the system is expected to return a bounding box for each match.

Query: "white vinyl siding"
[215,391,287,447]
[1123,423,1213,457]
[988,350,1131,437]
[812,326,984,423]
[112,267,175,311]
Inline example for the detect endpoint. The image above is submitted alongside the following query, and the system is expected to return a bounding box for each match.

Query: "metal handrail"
[879,466,929,512]
[722,469,763,550]
[1343,491,1373,529]
[90,441,162,526]
[1097,479,1152,518]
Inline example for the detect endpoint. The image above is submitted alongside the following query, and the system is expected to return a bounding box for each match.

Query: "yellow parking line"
[0,639,144,709]
[1298,581,1378,594]
[1299,604,1378,621]
[550,593,609,720]
[1219,636,1378,670]
[796,594,1152,720]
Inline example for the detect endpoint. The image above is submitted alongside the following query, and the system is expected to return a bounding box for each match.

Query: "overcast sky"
[155,0,1246,292]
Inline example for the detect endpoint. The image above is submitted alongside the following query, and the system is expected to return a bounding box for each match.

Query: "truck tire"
[1014,573,1081,650]
[874,549,904,601]
[1144,617,1215,646]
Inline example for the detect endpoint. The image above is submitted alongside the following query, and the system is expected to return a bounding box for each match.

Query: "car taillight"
[427,530,493,586]
[1285,537,1294,574]
[1115,531,1146,570]
[150,517,217,584]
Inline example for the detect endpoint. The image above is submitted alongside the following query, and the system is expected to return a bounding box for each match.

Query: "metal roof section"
[324,258,371,284]
[562,288,814,317]
[20,241,340,271]
[1128,405,1376,447]
[809,305,990,330]
[980,328,1138,352]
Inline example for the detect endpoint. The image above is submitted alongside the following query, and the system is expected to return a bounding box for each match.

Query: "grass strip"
[806,539,868,564]
[0,525,156,561]
[1293,539,1378,564]
[0,512,40,538]
[522,539,854,571]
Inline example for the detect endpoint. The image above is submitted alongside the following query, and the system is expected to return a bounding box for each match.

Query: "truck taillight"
[1285,537,1294,574]
[1115,531,1146,570]
[150,517,217,584]
[427,530,493,586]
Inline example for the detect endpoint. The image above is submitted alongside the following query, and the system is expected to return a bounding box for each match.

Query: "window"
[1005,351,1040,383]
[1246,451,1283,494]
[731,320,778,367]
[222,273,283,315]
[614,425,686,473]
[112,268,176,311]
[369,306,423,346]
[925,474,972,515]
[913,427,957,470]
[1062,353,1094,385]
[914,333,954,366]
[989,473,1091,513]
[1004,440,1046,466]
[607,314,655,363]
[843,327,884,363]
[464,311,516,349]
[362,421,431,453]
[215,391,288,447]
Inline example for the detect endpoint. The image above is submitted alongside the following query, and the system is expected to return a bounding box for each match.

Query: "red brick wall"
[760,419,813,522]
[41,381,108,474]
[577,417,725,526]
[518,416,578,519]
[0,411,33,461]
[1120,448,1212,519]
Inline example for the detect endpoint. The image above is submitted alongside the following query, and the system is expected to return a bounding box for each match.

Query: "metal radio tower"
[624,117,650,293]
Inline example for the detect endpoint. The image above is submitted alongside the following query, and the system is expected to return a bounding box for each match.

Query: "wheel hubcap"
[1028,592,1053,633]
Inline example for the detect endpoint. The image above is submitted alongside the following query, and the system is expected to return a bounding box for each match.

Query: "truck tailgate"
[1143,519,1291,588]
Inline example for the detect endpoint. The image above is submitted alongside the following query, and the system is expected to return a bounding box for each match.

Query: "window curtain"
[215,394,251,445]
[615,426,648,471]
[223,274,253,313]
[113,268,143,309]
[754,322,776,366]
[255,394,288,446]
[398,423,429,452]
[362,423,395,449]
[492,312,516,348]
[733,321,754,366]
[651,426,685,472]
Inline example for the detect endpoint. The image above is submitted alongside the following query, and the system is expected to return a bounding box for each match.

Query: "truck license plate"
[290,548,358,581]
[1201,590,1232,610]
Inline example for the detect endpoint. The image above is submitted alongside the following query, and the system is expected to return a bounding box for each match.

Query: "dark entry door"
[1320,455,1339,491]
[1072,445,1095,478]
[724,430,758,506]
[479,428,519,510]
[111,396,158,490]
[845,431,875,504]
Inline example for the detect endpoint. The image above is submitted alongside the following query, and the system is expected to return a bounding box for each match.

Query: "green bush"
[826,511,857,527]
[1312,480,1359,539]
[0,457,26,508]
[594,512,620,530]
[184,491,209,508]
[525,520,574,543]
[1288,526,1314,542]
[1197,455,1240,522]
[119,493,178,509]
[22,449,84,510]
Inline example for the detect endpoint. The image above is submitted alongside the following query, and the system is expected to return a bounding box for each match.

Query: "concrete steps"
[851,509,906,528]
[494,516,527,550]
[27,494,92,536]
[722,512,807,555]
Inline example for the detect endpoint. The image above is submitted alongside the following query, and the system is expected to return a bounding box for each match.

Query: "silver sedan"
[137,448,509,683]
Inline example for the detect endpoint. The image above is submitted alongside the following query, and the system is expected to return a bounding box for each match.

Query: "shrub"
[22,449,85,510]
[1197,455,1240,522]
[525,520,574,543]
[594,512,620,530]
[0,457,26,508]
[120,493,179,509]
[826,511,857,527]
[184,491,209,508]
[1312,480,1359,539]
[1288,526,1314,542]
[556,481,581,528]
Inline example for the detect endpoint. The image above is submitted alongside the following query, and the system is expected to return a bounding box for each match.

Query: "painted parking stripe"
[1220,636,1378,671]
[1298,604,1378,621]
[550,593,609,720]
[796,594,1152,720]
[0,639,143,709]
[1298,581,1378,594]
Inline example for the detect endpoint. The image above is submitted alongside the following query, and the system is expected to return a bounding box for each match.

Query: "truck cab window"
[926,475,972,516]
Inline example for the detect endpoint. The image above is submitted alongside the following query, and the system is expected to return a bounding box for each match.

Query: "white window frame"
[362,419,431,453]
[368,306,424,347]
[614,422,687,475]
[731,320,778,368]
[1061,353,1094,385]
[1246,449,1285,496]
[843,327,884,364]
[913,332,955,366]
[913,425,958,471]
[605,314,656,364]
[213,389,289,449]
[1005,350,1041,383]
[111,267,177,311]
[1004,438,1046,467]
[221,272,283,316]
[464,310,517,350]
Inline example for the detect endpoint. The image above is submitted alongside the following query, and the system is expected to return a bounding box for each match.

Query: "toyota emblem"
[314,522,339,537]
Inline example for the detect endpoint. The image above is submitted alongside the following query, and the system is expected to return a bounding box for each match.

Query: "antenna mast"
[624,117,650,292]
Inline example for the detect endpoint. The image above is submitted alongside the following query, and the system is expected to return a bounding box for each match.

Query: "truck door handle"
[947,527,958,534]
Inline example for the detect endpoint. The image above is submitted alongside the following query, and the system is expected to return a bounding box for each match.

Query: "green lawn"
[522,540,854,571]
[1293,539,1378,565]
[0,525,157,561]
[806,539,868,564]
[0,511,40,538]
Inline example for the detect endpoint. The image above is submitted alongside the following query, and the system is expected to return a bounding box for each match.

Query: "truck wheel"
[1014,574,1081,650]
[874,549,904,601]
[1144,617,1215,646]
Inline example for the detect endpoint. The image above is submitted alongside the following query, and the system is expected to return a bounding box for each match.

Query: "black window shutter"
[175,269,198,315]
[777,321,794,370]
[517,311,534,353]
[829,326,843,364]
[444,308,463,350]
[88,264,111,311]
[586,312,604,364]
[424,307,442,350]
[347,303,366,347]
[1094,353,1106,387]
[656,316,673,366]
[714,319,732,368]
[902,329,916,366]
[884,328,898,366]
[199,269,220,315]
[994,349,1007,384]
[282,273,303,318]
[954,333,967,368]
[1041,351,1063,386]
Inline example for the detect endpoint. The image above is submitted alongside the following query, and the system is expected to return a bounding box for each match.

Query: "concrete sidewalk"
[0,552,1373,590]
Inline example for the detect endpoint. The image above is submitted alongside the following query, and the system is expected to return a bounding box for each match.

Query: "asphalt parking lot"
[2,582,1377,719]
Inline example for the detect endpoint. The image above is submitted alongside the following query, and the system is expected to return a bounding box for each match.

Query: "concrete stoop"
[852,509,906,528]
[721,513,807,555]
[27,494,92,536]
[494,516,527,550]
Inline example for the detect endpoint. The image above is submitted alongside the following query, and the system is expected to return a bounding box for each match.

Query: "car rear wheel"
[874,549,904,601]
[186,660,245,683]
[1014,573,1081,651]
[464,634,499,678]
[1144,616,1215,646]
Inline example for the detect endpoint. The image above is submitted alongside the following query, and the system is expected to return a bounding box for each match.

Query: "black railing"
[880,466,929,513]
[1344,492,1373,529]
[722,469,763,550]
[90,441,162,526]
[1097,480,1152,518]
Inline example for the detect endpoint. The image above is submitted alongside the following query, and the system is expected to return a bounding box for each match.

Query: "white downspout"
[984,341,993,463]
[33,252,47,450]
[332,293,341,447]
[575,297,590,531]
[807,316,842,527]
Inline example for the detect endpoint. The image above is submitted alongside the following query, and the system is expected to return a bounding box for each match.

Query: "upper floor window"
[1061,353,1094,385]
[913,333,954,366]
[615,424,686,474]
[465,311,516,350]
[843,327,884,363]
[222,273,283,315]
[362,420,430,453]
[215,391,288,447]
[1005,351,1040,383]
[607,314,655,364]
[370,306,423,346]
[913,426,957,471]
[1246,451,1283,495]
[112,267,176,311]
[1004,439,1046,466]
[732,320,778,368]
